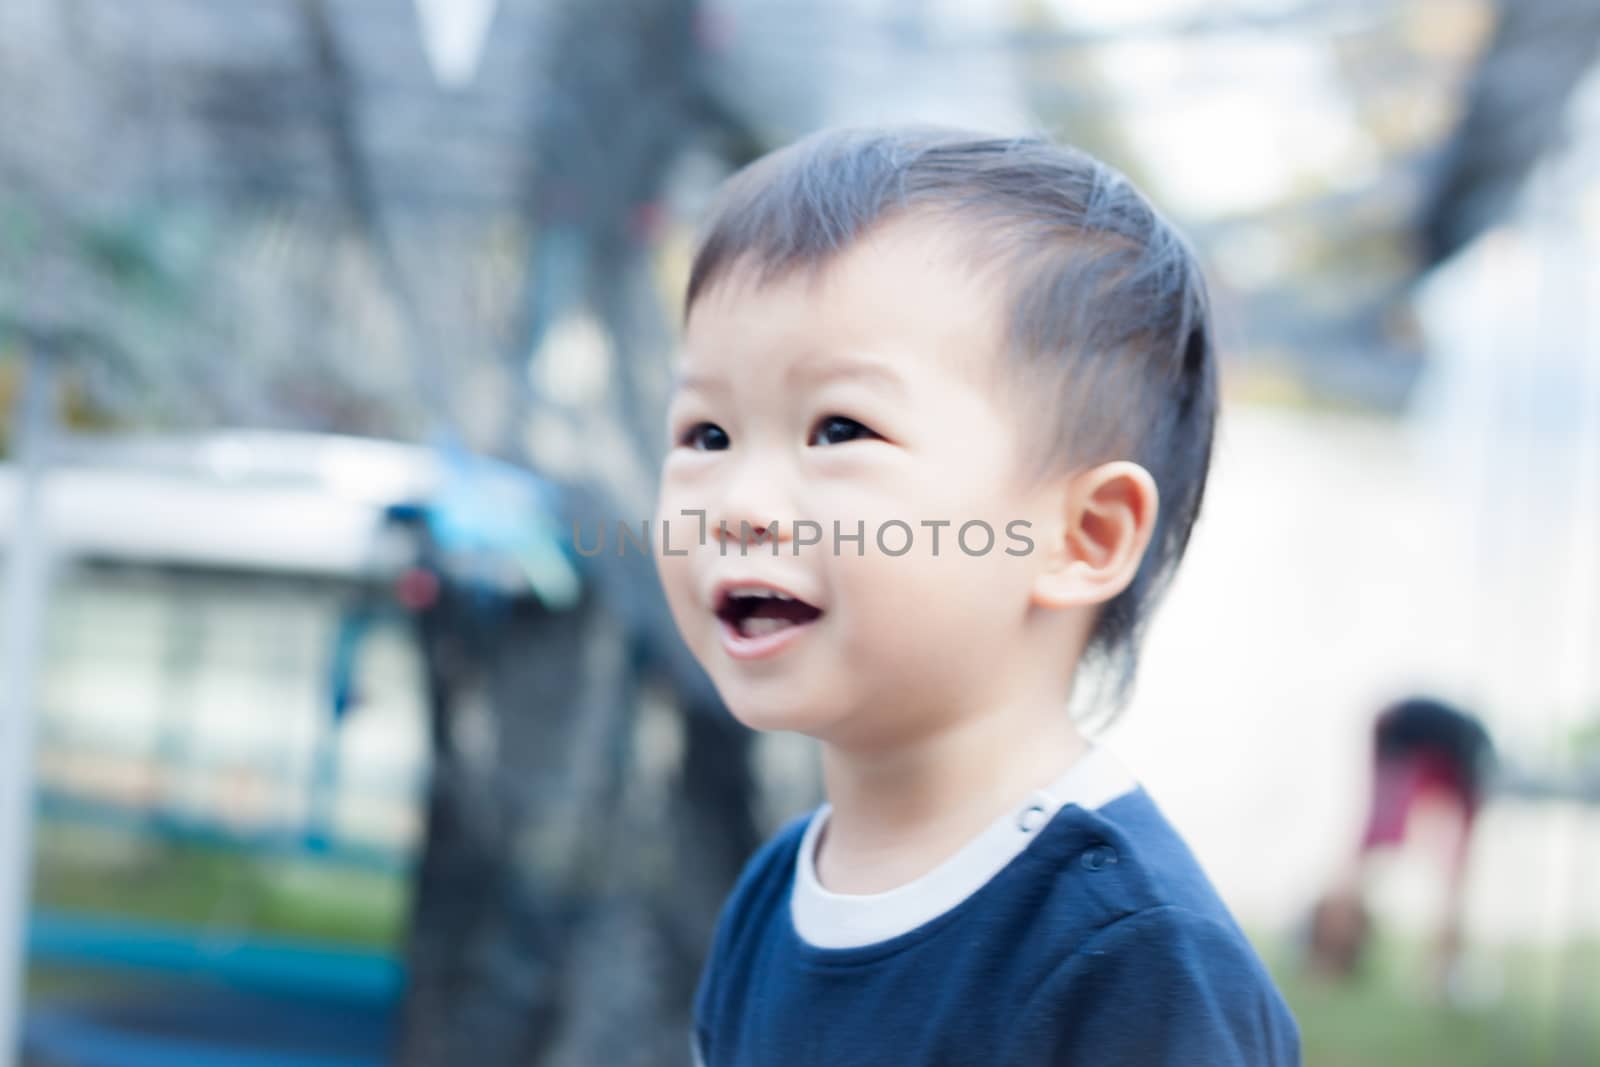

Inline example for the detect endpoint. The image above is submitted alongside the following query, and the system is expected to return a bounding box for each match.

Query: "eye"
[809,415,879,447]
[678,421,730,451]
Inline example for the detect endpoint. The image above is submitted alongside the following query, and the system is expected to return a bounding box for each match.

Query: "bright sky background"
[412,0,500,88]
[1050,0,1380,218]
[412,0,1380,220]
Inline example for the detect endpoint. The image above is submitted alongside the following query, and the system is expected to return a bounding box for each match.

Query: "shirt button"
[1081,844,1118,871]
[1016,803,1049,833]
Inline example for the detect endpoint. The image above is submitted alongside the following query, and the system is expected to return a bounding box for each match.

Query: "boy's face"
[655,218,1065,750]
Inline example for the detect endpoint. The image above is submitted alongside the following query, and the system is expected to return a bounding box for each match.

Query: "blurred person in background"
[1307,696,1497,1002]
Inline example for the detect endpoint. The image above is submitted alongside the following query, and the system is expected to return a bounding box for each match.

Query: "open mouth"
[715,585,824,641]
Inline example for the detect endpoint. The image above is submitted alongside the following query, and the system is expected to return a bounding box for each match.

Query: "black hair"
[683,126,1219,721]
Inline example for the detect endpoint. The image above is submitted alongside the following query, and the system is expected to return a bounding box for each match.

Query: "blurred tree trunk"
[389,0,777,1060]
[1419,0,1600,266]
[393,489,763,1067]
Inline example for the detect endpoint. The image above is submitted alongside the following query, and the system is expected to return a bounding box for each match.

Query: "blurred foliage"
[0,351,131,457]
[1570,716,1600,761]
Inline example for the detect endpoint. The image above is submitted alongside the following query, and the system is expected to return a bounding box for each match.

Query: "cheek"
[827,557,1002,712]
[651,499,701,628]
[831,529,1028,637]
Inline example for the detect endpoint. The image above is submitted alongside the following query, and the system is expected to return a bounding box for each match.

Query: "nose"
[714,518,786,550]
[710,457,792,551]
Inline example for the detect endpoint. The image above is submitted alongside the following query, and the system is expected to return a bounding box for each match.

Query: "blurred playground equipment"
[3,429,578,1066]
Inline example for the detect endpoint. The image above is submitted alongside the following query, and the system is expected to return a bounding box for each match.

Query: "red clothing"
[1359,748,1478,851]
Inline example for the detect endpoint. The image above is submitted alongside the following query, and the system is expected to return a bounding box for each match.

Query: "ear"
[1031,461,1160,610]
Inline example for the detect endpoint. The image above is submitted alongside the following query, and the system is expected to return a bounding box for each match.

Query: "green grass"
[1258,929,1600,1067]
[28,819,408,951]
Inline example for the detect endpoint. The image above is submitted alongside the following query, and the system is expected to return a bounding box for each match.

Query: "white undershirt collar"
[791,743,1136,949]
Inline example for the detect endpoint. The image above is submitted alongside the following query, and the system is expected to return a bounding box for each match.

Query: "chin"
[720,684,842,737]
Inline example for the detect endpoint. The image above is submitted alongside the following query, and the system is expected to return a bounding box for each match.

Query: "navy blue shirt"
[693,786,1302,1066]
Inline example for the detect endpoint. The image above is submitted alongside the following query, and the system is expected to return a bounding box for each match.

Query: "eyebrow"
[787,356,907,396]
[669,367,724,394]
[670,357,906,397]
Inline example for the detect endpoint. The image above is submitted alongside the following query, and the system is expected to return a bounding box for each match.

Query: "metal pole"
[0,345,57,1067]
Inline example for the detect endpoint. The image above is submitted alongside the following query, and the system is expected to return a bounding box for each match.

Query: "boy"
[653,127,1301,1066]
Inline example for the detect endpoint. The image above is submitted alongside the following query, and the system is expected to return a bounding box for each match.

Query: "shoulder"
[715,808,813,935]
[693,809,813,1009]
[1062,902,1278,993]
[1065,786,1250,931]
[1026,903,1301,1065]
[1015,789,1302,1065]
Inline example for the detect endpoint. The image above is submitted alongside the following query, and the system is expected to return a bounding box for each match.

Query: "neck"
[814,690,1090,893]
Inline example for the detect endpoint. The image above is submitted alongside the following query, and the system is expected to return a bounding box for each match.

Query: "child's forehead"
[686,216,1007,350]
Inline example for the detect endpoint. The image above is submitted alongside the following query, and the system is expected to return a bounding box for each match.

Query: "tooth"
[733,587,795,601]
